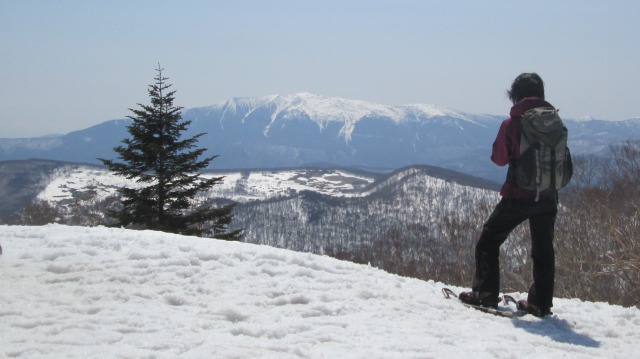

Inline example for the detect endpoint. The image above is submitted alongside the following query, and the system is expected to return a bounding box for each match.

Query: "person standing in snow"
[459,73,558,317]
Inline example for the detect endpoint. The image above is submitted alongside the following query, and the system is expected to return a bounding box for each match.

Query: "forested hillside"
[230,166,499,284]
[3,141,639,307]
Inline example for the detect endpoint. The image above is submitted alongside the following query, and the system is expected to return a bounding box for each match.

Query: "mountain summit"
[180,93,504,178]
[208,93,475,142]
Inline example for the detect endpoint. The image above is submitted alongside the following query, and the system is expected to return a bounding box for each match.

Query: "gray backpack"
[508,107,573,201]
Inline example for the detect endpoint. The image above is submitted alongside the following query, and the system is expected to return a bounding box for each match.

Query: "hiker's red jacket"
[492,97,556,201]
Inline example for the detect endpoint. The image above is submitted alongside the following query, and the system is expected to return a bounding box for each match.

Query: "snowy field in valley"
[1,225,639,358]
[37,166,376,204]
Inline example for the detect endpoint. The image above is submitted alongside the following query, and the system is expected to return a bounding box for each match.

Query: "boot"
[459,291,500,309]
[517,300,552,317]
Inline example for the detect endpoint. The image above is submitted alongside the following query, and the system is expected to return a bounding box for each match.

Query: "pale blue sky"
[1,0,639,137]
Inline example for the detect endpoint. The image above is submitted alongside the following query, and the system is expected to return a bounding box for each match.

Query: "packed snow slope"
[1,225,639,358]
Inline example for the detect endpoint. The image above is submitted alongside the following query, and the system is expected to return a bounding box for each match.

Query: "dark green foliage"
[99,65,241,240]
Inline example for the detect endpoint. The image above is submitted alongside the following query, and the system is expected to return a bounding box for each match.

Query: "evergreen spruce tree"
[99,65,241,240]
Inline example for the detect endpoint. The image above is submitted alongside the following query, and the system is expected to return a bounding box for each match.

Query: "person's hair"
[507,73,545,104]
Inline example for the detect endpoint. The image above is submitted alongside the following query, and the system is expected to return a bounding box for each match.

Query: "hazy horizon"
[2,0,639,138]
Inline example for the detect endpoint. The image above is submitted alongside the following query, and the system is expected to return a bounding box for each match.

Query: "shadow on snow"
[512,316,600,348]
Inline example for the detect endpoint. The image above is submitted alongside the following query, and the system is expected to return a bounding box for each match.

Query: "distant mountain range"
[2,93,640,182]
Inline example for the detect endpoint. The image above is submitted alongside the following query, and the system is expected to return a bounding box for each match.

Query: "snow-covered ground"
[1,225,638,358]
[37,166,376,204]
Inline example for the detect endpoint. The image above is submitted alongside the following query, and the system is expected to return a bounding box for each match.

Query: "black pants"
[471,197,558,308]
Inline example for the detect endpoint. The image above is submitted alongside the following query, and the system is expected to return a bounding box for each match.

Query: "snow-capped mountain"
[2,93,640,182]
[210,92,478,142]
[181,93,504,178]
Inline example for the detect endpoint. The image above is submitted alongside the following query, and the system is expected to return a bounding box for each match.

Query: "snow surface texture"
[1,225,639,358]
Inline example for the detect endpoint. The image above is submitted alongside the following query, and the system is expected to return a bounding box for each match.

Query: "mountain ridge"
[204,93,490,140]
[2,93,640,182]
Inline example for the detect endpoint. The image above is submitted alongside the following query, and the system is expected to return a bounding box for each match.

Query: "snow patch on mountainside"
[36,165,378,205]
